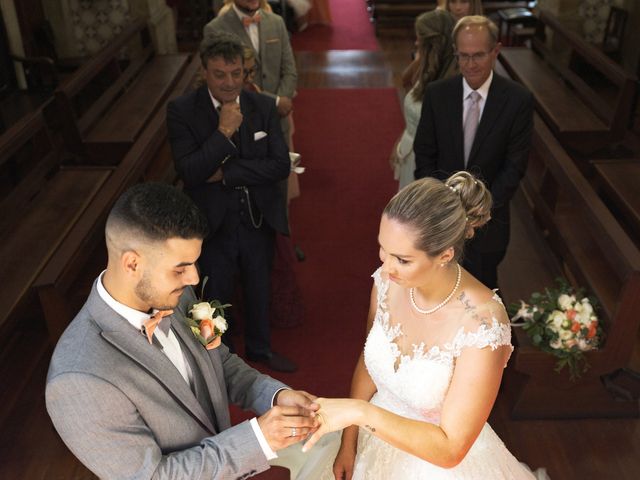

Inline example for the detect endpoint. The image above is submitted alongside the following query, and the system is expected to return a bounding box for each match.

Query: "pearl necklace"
[409,263,462,315]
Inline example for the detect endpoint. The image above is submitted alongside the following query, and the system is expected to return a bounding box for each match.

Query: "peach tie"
[142,309,174,344]
[242,13,261,27]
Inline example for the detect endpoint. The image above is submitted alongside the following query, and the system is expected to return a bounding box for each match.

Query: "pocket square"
[254,131,268,141]
[265,38,281,44]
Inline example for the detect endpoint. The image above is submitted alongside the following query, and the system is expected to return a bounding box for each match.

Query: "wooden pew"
[34,54,201,340]
[591,159,640,249]
[0,105,113,338]
[368,1,534,29]
[509,113,640,419]
[53,18,190,165]
[499,10,637,155]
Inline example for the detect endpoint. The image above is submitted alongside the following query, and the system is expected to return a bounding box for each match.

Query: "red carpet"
[291,0,379,51]
[231,88,402,478]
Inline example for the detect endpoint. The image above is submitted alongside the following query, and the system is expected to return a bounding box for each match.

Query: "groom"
[46,183,317,479]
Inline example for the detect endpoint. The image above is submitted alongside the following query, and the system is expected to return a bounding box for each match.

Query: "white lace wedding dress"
[296,268,547,480]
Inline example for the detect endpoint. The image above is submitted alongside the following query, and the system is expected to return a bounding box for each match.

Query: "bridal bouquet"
[186,278,230,350]
[509,278,603,381]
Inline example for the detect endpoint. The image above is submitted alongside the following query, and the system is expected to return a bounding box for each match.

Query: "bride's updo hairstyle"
[383,171,491,261]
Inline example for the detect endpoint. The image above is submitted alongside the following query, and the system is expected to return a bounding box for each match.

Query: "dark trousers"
[462,245,506,291]
[198,191,275,356]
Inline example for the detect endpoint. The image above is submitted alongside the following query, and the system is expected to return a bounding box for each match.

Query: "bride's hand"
[333,442,357,480]
[302,398,364,452]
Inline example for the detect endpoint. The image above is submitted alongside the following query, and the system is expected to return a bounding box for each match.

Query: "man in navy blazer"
[167,32,295,371]
[414,15,533,289]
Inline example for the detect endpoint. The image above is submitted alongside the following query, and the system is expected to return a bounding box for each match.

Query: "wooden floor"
[1,27,640,480]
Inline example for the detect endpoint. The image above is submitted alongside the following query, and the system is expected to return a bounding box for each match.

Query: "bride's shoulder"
[455,285,509,332]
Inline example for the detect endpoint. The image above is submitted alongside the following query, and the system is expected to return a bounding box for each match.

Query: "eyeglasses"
[454,51,492,64]
[244,66,257,78]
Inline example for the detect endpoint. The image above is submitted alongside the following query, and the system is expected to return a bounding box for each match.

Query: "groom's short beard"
[135,272,176,311]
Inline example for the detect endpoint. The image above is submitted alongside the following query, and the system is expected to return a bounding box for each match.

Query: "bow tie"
[242,13,261,27]
[142,309,174,344]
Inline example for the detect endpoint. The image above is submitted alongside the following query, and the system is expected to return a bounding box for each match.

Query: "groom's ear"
[121,250,142,278]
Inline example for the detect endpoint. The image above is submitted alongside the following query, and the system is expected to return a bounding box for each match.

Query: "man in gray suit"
[204,0,297,142]
[46,183,318,479]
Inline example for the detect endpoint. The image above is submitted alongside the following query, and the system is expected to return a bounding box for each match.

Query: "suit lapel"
[88,285,217,435]
[101,322,217,435]
[257,14,270,67]
[239,92,258,155]
[224,11,259,66]
[170,315,231,431]
[195,86,218,137]
[450,77,465,170]
[468,74,507,165]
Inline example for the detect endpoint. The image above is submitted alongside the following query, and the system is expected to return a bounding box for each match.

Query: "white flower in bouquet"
[190,301,216,320]
[558,294,576,310]
[511,301,534,322]
[213,315,228,333]
[550,338,563,349]
[548,310,565,330]
[559,328,573,341]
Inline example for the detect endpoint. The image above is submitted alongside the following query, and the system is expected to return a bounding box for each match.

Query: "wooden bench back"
[0,104,61,236]
[533,10,636,136]
[524,114,640,370]
[35,54,201,340]
[53,18,153,158]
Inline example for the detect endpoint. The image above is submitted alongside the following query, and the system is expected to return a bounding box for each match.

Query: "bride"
[296,172,547,479]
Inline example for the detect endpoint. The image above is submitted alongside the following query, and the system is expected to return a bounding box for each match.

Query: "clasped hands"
[258,392,364,452]
[217,101,242,139]
[208,102,243,183]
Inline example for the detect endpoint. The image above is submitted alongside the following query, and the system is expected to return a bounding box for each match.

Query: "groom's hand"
[274,389,319,412]
[257,405,318,451]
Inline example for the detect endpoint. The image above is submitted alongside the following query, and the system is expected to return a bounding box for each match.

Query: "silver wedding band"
[290,427,297,437]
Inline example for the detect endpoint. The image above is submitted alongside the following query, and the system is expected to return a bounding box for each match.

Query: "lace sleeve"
[449,294,514,365]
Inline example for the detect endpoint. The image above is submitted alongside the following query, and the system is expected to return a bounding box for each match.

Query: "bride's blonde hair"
[383,172,491,261]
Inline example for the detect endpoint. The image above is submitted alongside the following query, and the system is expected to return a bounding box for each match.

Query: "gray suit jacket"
[46,282,287,479]
[204,9,297,99]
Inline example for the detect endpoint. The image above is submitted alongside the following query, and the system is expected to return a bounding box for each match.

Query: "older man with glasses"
[413,15,534,291]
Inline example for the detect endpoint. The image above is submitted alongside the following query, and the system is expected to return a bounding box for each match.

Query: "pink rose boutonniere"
[186,278,230,350]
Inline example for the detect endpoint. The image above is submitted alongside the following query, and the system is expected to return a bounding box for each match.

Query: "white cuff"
[250,417,278,460]
[271,387,289,407]
[275,95,280,106]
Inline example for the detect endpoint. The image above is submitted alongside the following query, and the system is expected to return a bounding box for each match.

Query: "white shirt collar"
[462,70,493,101]
[208,89,240,111]
[96,271,152,330]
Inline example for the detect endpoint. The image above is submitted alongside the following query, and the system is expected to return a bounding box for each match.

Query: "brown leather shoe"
[247,351,297,373]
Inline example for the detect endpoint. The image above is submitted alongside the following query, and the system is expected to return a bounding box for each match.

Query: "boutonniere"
[186,278,230,350]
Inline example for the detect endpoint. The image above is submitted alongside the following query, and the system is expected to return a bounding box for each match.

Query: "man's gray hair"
[199,30,245,67]
[452,15,499,49]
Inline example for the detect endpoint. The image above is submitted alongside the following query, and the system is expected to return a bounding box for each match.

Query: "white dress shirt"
[462,70,493,126]
[96,272,278,460]
[233,4,260,53]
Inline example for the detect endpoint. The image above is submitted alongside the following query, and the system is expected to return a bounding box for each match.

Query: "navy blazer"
[414,73,533,253]
[167,87,290,235]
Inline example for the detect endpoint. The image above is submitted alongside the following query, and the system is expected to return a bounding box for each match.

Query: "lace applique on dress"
[372,268,402,342]
[447,319,514,362]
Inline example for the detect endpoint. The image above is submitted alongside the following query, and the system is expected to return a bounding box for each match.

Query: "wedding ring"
[290,427,297,437]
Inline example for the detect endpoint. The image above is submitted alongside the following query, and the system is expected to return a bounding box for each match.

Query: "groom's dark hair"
[106,182,209,243]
